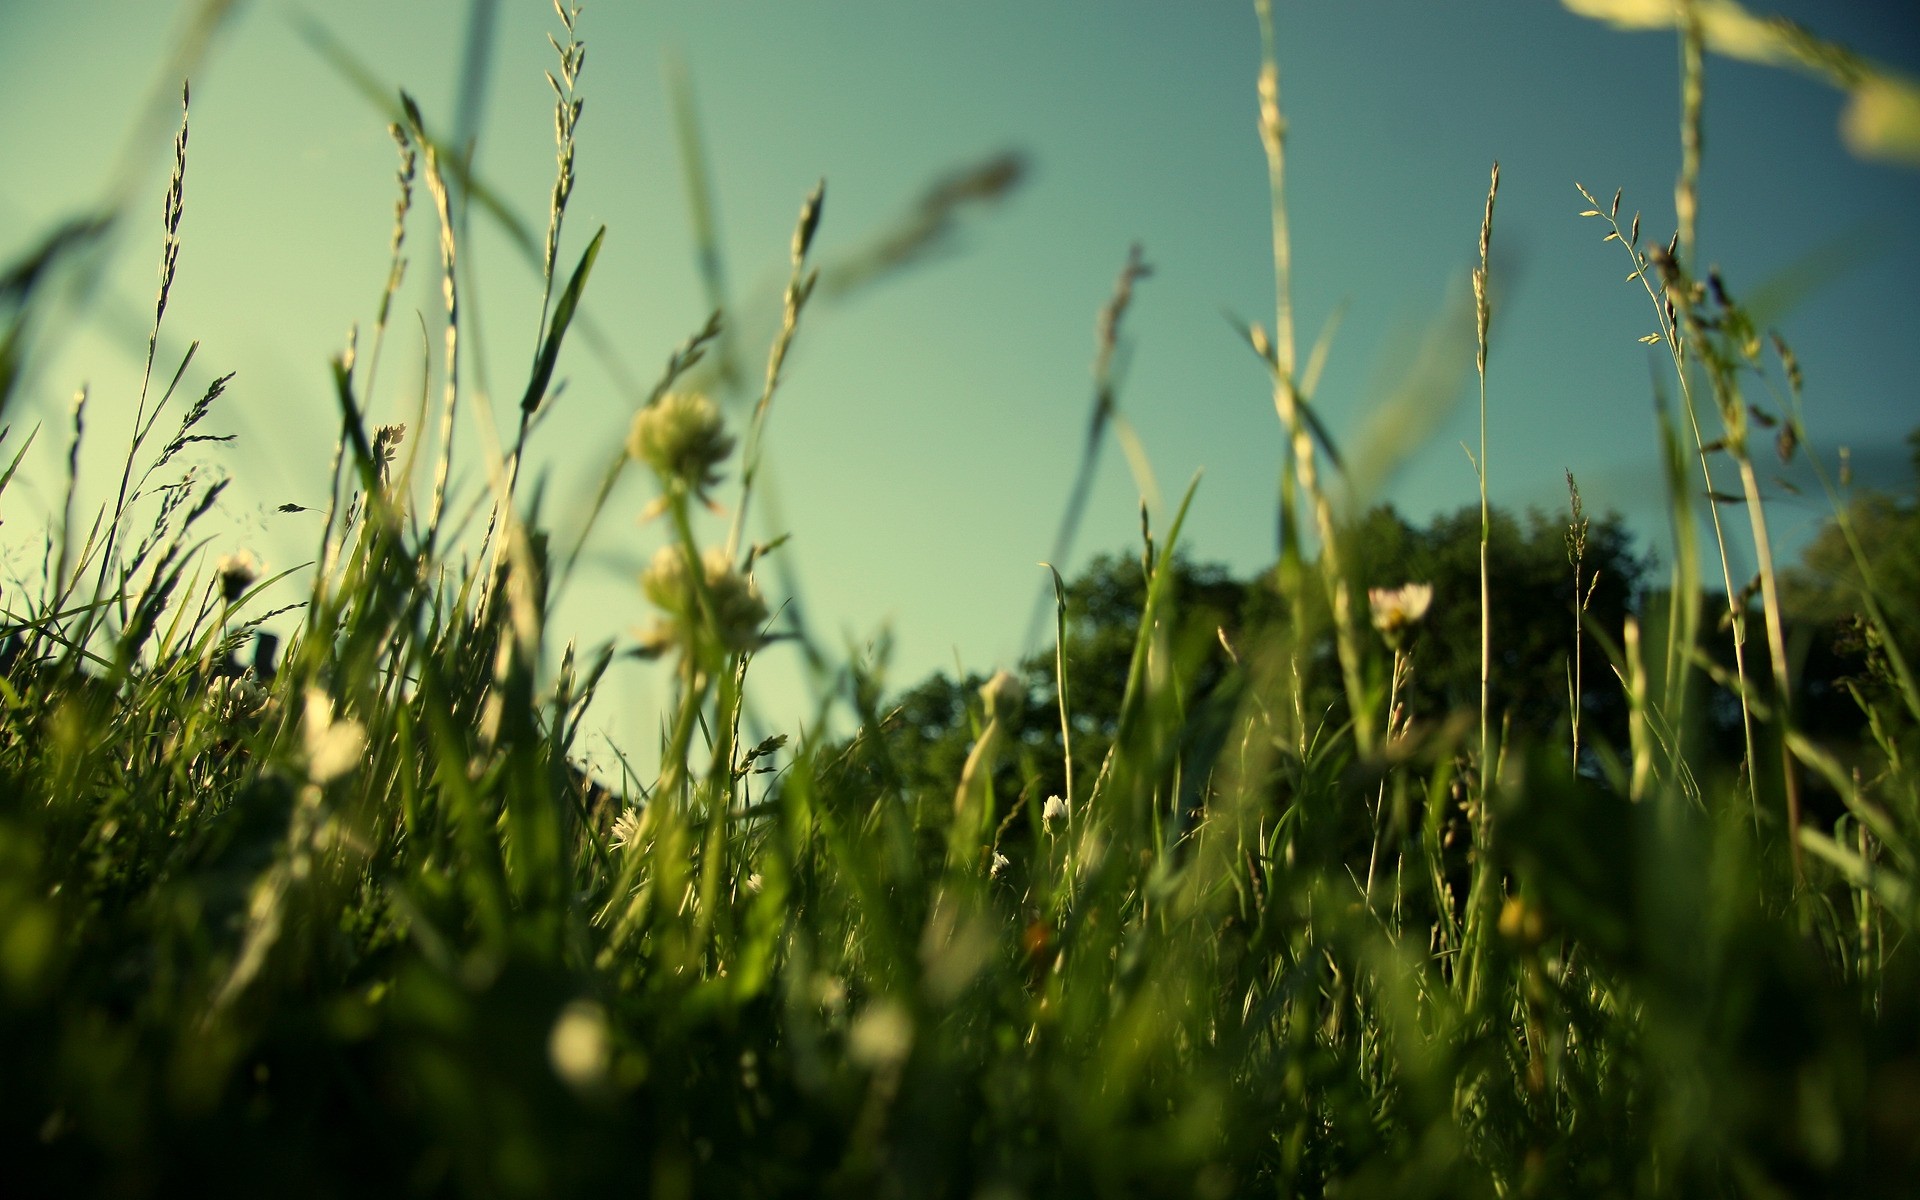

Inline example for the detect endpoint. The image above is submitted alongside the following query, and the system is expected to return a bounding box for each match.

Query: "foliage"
[1,5,1917,1199]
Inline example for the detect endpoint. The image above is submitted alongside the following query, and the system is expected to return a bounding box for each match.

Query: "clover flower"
[637,543,769,656]
[627,390,734,508]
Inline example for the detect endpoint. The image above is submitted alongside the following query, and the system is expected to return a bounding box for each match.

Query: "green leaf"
[522,225,605,415]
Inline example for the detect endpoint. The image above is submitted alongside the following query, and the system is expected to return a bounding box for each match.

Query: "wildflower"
[989,851,1011,879]
[627,390,734,509]
[745,872,765,895]
[1368,582,1433,646]
[1042,793,1068,828]
[637,543,770,656]
[979,668,1024,726]
[209,674,268,720]
[216,550,261,604]
[609,807,644,851]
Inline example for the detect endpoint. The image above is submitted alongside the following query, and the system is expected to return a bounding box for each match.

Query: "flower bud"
[979,669,1024,726]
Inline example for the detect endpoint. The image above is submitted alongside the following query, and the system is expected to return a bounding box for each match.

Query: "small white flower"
[745,872,765,895]
[1368,582,1434,639]
[609,807,644,852]
[627,390,734,506]
[989,851,1011,879]
[1042,794,1068,828]
[638,543,769,655]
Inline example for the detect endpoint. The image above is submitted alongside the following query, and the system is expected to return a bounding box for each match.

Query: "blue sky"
[2,1,1916,757]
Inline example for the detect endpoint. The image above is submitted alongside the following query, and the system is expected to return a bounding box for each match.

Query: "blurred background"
[1,0,1915,764]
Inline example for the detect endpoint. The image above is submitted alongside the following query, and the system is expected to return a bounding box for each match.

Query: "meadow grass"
[1,3,1917,1197]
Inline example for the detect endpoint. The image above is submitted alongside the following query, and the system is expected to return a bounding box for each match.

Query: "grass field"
[2,2,1917,1196]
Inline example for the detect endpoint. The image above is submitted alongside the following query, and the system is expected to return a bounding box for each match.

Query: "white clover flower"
[209,674,268,720]
[638,543,770,656]
[627,390,734,505]
[1042,794,1068,828]
[1368,582,1434,643]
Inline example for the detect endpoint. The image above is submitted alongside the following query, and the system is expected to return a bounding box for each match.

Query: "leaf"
[521,225,606,414]
[0,423,37,494]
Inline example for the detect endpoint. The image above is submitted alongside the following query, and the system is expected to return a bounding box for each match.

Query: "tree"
[1780,427,1920,771]
[830,502,1650,817]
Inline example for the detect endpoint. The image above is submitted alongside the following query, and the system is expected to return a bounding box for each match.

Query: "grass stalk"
[1253,0,1370,752]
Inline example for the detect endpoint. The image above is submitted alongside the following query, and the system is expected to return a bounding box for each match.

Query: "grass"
[2,2,1917,1197]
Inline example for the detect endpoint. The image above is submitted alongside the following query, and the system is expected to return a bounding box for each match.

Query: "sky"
[2,0,1917,763]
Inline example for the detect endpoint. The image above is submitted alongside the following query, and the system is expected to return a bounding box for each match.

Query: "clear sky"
[2,1,1916,760]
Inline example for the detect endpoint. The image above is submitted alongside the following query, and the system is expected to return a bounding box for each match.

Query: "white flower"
[979,669,1024,725]
[989,851,1011,879]
[1368,582,1434,639]
[627,390,734,505]
[1042,794,1068,828]
[609,807,644,852]
[301,687,366,785]
[745,872,765,895]
[638,544,769,655]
